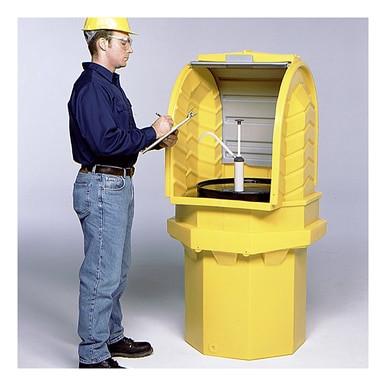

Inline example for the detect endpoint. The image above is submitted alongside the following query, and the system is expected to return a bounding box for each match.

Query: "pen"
[155,112,161,117]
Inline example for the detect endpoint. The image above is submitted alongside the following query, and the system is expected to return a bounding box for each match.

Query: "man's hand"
[158,130,179,149]
[152,115,174,138]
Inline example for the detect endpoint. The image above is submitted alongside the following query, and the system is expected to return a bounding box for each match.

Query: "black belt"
[80,164,135,177]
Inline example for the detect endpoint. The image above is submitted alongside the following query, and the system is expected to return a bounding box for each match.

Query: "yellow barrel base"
[184,247,307,360]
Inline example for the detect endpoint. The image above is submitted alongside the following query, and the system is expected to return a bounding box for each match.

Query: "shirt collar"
[82,62,120,86]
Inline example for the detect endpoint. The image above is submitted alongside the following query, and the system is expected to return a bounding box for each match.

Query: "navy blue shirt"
[68,62,156,167]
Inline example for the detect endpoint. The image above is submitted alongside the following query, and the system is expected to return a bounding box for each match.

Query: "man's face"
[105,31,133,70]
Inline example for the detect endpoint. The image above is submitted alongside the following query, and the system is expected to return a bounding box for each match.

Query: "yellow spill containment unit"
[165,50,327,360]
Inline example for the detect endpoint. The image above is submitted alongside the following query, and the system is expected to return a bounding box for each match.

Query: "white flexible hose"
[199,131,236,158]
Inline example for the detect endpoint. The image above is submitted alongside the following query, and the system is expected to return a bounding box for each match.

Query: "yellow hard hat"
[83,17,137,35]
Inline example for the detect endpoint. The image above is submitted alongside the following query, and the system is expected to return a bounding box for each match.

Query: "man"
[68,17,177,368]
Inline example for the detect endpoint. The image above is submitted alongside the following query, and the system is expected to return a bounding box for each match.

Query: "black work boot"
[108,337,153,358]
[79,357,125,368]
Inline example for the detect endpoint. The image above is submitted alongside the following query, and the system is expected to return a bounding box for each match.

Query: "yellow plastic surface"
[184,248,307,360]
[83,17,136,34]
[165,51,327,360]
[197,50,299,63]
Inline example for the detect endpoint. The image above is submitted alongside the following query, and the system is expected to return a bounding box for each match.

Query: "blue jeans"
[72,171,134,364]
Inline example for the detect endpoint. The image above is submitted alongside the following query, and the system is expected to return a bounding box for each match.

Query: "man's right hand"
[152,115,174,139]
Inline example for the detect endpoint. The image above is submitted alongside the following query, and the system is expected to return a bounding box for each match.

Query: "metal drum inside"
[197,178,271,202]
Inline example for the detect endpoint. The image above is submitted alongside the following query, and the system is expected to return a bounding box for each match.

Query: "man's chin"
[116,62,128,70]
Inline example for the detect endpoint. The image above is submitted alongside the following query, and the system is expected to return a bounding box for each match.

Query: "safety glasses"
[109,35,132,47]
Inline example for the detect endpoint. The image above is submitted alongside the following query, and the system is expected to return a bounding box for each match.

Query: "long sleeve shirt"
[68,62,156,167]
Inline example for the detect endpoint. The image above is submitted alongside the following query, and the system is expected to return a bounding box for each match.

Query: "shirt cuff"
[141,126,157,147]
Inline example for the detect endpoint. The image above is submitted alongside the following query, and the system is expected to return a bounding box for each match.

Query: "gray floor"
[18,198,368,368]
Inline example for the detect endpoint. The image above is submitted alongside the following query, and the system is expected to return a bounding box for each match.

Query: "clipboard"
[141,111,196,154]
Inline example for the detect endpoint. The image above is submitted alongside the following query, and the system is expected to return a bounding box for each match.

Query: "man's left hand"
[159,130,179,149]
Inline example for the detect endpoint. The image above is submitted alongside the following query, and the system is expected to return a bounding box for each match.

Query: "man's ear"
[97,38,107,51]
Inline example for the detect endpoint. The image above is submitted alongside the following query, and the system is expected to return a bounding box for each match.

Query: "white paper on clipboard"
[141,111,196,154]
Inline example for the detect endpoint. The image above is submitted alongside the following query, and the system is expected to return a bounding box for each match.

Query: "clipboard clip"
[186,110,196,119]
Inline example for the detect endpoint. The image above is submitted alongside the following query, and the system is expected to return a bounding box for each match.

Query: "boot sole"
[109,347,153,358]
